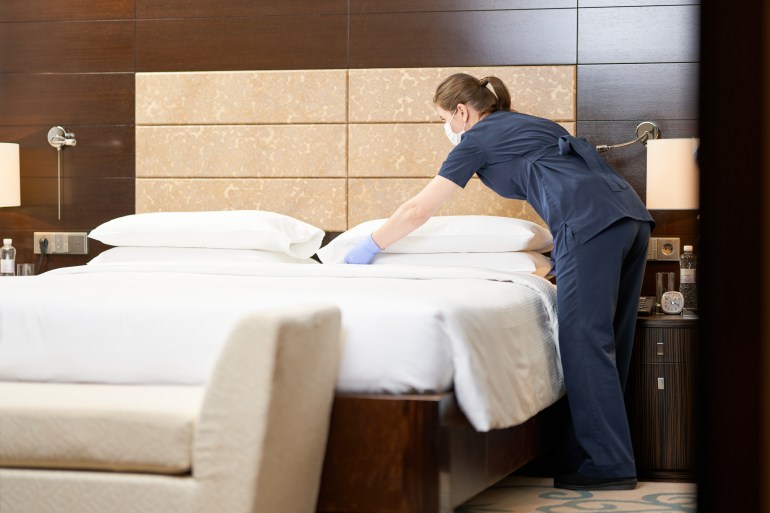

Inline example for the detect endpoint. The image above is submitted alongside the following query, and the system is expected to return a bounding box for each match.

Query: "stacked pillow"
[317,215,553,276]
[88,212,554,276]
[88,210,325,265]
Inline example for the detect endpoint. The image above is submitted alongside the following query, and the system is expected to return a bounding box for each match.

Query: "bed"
[0,211,564,513]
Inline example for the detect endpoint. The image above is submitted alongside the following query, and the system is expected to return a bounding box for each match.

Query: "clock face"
[661,291,684,314]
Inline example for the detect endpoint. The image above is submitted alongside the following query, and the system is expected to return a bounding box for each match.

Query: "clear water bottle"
[1,239,16,276]
[679,245,697,310]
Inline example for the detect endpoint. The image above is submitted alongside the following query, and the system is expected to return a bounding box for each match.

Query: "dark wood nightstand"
[626,310,697,481]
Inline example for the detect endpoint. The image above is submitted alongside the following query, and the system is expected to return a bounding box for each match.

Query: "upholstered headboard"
[135,66,575,232]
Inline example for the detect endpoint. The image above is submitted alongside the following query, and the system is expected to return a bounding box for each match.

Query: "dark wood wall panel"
[0,126,134,179]
[137,0,347,18]
[0,74,134,126]
[577,64,698,120]
[579,0,698,6]
[350,10,577,68]
[578,6,699,63]
[0,21,135,74]
[136,16,348,72]
[0,177,134,265]
[0,0,134,22]
[351,0,576,13]
[17,178,134,222]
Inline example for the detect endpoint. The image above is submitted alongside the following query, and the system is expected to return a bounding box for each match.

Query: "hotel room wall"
[576,1,700,294]
[0,1,136,266]
[0,1,698,274]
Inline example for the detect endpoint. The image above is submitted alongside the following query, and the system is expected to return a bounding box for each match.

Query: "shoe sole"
[554,479,637,491]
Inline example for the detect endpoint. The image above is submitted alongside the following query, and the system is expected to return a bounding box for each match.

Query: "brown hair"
[433,73,513,116]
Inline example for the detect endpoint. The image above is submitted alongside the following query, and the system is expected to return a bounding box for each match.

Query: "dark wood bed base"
[316,392,561,513]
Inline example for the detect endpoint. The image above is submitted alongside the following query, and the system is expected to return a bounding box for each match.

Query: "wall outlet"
[647,237,681,261]
[33,232,89,255]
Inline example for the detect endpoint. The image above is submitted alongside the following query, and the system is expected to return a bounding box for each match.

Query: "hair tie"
[481,77,498,98]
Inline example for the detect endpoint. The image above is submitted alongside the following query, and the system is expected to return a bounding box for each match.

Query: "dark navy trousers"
[554,217,651,478]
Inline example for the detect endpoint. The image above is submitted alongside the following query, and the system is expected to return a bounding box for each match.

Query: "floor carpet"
[457,475,696,513]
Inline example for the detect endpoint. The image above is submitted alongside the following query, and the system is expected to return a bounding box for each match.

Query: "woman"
[344,73,653,491]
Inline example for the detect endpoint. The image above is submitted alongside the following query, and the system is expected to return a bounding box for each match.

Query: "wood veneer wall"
[575,0,700,295]
[0,1,135,267]
[0,0,699,276]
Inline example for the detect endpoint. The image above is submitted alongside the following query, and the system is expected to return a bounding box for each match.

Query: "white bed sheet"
[0,263,562,431]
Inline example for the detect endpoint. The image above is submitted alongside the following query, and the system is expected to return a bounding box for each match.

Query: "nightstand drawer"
[636,325,696,363]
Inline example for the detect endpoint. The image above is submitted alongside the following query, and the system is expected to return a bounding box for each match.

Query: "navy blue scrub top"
[438,110,654,260]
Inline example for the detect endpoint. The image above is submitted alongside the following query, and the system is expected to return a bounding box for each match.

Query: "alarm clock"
[661,290,685,314]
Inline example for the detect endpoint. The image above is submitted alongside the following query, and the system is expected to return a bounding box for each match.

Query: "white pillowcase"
[372,251,553,276]
[88,247,319,265]
[317,215,552,264]
[88,210,325,259]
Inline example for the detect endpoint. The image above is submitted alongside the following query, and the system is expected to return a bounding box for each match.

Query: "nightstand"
[625,310,697,480]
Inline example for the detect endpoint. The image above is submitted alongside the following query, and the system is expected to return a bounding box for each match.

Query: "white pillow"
[372,251,553,276]
[317,216,552,263]
[88,247,319,265]
[88,211,325,259]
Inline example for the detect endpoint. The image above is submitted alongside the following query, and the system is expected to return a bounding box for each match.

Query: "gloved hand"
[343,234,382,265]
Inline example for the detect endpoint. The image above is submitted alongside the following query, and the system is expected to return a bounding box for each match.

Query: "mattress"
[0,262,562,431]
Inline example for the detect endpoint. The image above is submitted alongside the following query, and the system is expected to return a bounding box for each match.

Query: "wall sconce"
[47,126,77,220]
[596,121,661,154]
[646,138,699,210]
[0,143,21,208]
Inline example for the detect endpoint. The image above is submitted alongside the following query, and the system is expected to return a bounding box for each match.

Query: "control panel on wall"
[33,232,88,255]
[647,237,680,261]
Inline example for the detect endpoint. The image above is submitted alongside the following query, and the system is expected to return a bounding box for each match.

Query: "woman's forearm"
[370,175,461,249]
[371,200,431,249]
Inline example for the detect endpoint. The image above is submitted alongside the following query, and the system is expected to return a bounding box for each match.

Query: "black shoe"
[554,471,637,491]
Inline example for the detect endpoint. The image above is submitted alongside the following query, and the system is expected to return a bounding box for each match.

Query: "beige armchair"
[0,304,341,513]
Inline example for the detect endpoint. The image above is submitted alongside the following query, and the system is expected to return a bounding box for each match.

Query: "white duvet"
[0,263,562,431]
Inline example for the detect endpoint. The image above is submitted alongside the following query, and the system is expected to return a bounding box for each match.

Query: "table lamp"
[646,138,699,210]
[0,143,20,208]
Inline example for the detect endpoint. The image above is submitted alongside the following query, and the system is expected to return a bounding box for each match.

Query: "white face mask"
[444,109,465,146]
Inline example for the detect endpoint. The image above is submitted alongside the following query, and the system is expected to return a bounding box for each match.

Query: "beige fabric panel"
[349,66,575,122]
[137,125,347,178]
[136,70,348,125]
[0,383,202,474]
[348,178,547,228]
[135,66,576,230]
[136,178,347,232]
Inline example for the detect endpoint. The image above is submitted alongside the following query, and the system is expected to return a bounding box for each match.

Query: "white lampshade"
[0,143,20,208]
[646,138,699,209]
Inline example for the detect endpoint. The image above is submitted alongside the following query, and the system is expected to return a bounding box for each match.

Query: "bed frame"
[316,393,562,513]
[313,232,560,512]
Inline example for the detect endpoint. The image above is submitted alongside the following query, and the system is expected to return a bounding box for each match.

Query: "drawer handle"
[657,377,665,390]
[656,342,664,356]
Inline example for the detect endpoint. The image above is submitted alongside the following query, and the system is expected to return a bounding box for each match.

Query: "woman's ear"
[455,103,467,121]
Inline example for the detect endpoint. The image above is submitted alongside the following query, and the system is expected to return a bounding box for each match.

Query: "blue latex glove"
[343,234,382,265]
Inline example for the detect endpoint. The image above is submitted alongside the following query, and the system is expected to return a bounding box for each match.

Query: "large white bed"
[0,261,561,432]
[0,211,565,512]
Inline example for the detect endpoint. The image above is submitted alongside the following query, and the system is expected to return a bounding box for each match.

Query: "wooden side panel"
[136,16,348,72]
[318,394,556,513]
[0,0,134,22]
[0,21,135,74]
[137,0,347,17]
[350,10,577,68]
[0,74,134,126]
[351,0,576,12]
[579,5,699,63]
[318,394,441,513]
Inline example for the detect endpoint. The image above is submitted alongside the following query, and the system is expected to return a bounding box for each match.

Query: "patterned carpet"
[457,475,697,513]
